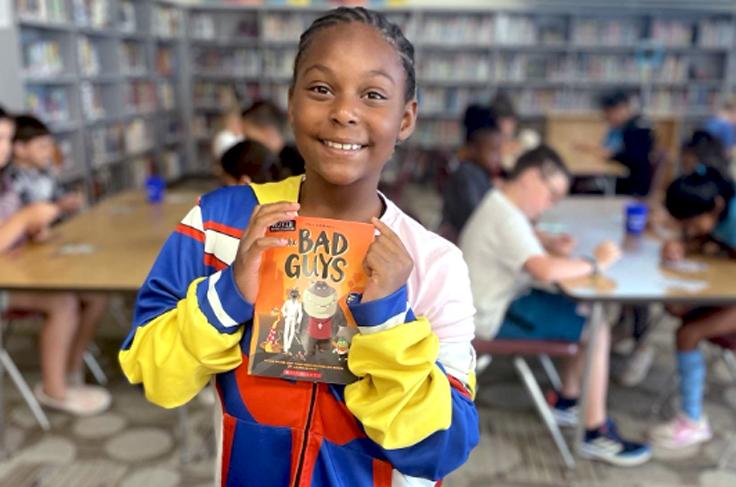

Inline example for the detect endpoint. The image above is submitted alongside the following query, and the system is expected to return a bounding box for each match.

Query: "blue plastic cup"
[145,175,165,204]
[625,202,648,235]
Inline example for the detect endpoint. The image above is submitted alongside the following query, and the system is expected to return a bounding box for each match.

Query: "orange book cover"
[248,215,374,384]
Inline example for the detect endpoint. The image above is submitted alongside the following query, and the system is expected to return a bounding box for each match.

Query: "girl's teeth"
[326,141,361,151]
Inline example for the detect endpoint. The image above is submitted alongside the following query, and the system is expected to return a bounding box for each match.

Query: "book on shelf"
[158,81,176,111]
[156,46,175,76]
[22,38,64,77]
[73,0,112,29]
[88,124,124,167]
[161,149,182,181]
[419,15,493,45]
[25,86,69,124]
[80,81,105,120]
[124,81,157,114]
[77,37,101,76]
[121,41,146,75]
[154,5,183,38]
[118,0,137,33]
[248,216,374,384]
[698,19,735,48]
[262,12,312,42]
[125,118,154,154]
[17,0,67,23]
[193,48,261,77]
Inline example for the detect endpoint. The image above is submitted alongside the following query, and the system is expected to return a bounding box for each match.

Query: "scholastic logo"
[269,220,296,232]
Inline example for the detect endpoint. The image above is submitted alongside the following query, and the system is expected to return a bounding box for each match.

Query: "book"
[248,216,375,384]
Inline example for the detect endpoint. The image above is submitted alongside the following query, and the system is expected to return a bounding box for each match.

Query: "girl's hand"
[661,240,685,263]
[362,218,414,303]
[232,202,299,303]
[22,202,61,235]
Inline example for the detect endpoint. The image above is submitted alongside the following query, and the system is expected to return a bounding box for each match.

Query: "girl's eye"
[365,91,387,101]
[309,85,331,95]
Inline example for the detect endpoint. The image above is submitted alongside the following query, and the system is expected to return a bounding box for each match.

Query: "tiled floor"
[0,308,735,486]
[0,184,734,486]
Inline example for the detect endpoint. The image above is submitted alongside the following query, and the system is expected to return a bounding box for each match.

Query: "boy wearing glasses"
[460,145,651,467]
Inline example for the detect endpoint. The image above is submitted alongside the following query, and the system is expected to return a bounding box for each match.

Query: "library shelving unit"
[4,1,736,186]
[3,0,190,199]
[184,3,736,154]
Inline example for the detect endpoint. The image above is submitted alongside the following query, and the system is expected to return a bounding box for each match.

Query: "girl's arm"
[343,220,479,480]
[119,198,251,408]
[0,203,60,252]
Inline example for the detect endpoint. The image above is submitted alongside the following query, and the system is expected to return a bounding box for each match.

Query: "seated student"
[490,92,540,170]
[212,110,244,162]
[649,167,736,449]
[441,105,503,237]
[703,96,736,157]
[578,91,656,197]
[0,106,110,416]
[9,115,84,214]
[681,130,730,176]
[219,139,279,186]
[241,100,305,176]
[461,145,652,467]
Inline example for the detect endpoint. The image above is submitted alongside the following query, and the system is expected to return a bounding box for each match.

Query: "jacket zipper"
[293,383,318,487]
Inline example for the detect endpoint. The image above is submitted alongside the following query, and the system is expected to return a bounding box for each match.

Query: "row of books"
[124,81,156,114]
[72,0,112,29]
[87,117,158,167]
[22,38,64,77]
[121,41,147,75]
[77,37,101,76]
[190,13,259,41]
[16,0,66,23]
[193,48,260,76]
[25,86,70,124]
[154,5,184,38]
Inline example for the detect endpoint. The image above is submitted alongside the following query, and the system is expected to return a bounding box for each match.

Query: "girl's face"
[288,22,417,188]
[0,120,14,167]
[682,198,724,238]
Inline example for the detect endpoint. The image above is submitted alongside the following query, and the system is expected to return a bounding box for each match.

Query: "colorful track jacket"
[120,176,479,486]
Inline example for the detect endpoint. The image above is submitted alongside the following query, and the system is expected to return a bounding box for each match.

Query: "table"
[0,190,200,456]
[540,197,736,456]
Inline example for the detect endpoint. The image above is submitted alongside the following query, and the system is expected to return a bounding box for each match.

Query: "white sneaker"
[619,344,655,387]
[649,412,712,450]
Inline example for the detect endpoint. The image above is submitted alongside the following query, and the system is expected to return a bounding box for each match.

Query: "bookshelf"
[182,4,736,153]
[4,1,736,185]
[1,0,189,199]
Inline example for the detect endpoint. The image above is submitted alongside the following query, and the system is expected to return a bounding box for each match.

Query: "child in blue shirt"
[650,166,736,449]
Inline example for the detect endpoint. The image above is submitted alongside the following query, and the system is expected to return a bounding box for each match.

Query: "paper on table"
[57,243,96,255]
[659,276,708,293]
[663,260,708,273]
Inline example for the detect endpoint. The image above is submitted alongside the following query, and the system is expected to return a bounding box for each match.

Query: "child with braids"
[649,166,736,450]
[120,7,479,486]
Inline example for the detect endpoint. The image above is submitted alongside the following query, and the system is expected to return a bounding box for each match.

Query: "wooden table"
[540,197,736,456]
[0,190,200,456]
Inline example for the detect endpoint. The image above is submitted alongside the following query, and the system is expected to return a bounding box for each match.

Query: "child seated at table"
[0,106,110,416]
[219,139,279,186]
[241,100,305,177]
[441,104,503,238]
[10,115,84,215]
[649,166,736,450]
[460,145,652,467]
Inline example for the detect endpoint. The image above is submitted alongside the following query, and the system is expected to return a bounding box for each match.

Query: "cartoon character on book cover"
[248,216,374,384]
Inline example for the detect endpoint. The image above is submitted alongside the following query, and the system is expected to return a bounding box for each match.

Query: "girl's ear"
[397,99,418,143]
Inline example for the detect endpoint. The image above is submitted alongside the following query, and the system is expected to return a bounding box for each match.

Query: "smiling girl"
[120,8,479,486]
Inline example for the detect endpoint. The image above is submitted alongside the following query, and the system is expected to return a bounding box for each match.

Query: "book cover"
[248,215,374,384]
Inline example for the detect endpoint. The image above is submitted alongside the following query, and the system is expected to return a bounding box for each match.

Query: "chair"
[473,338,579,468]
[1,309,108,431]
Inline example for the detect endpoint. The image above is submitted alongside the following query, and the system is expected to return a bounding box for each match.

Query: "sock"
[555,393,578,409]
[677,349,705,421]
